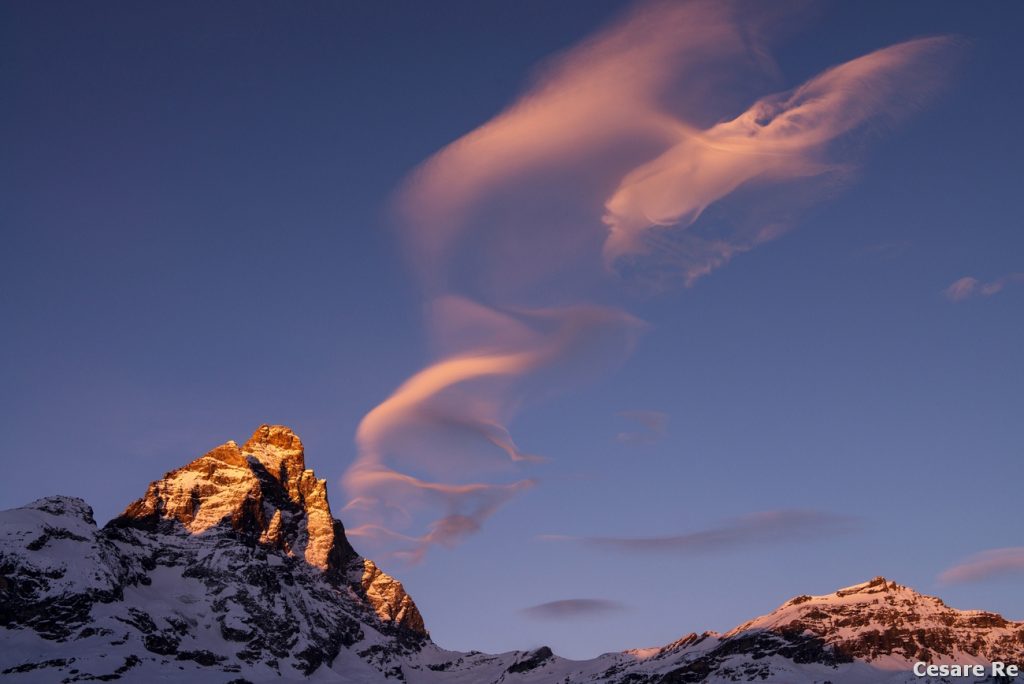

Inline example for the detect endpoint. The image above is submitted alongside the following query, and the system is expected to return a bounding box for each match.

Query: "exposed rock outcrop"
[359,559,426,636]
[2,427,1020,683]
[722,576,1024,665]
[110,424,426,639]
[116,425,352,571]
[1,426,430,681]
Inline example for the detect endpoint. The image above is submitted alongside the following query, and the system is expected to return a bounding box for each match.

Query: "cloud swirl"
[342,0,958,561]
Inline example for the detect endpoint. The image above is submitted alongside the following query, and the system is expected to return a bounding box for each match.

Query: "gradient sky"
[2,0,1023,661]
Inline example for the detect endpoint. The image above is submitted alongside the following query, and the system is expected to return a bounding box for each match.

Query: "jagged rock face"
[2,427,1022,683]
[728,576,1024,665]
[632,577,1024,684]
[117,425,352,573]
[1,426,429,682]
[360,559,426,636]
[0,497,132,641]
[1,495,421,681]
[113,424,426,639]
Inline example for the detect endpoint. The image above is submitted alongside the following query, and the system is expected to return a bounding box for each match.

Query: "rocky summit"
[0,426,425,682]
[1,426,1021,683]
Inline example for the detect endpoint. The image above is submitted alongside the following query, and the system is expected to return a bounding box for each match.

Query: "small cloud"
[944,276,980,302]
[545,509,858,554]
[944,273,1024,302]
[521,598,626,620]
[616,410,667,445]
[938,547,1024,585]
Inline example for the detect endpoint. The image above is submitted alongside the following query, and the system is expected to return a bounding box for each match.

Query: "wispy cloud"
[616,410,668,445]
[344,301,643,562]
[522,598,626,620]
[397,0,771,289]
[401,2,958,290]
[343,0,958,561]
[546,510,858,554]
[601,36,957,286]
[938,548,1024,585]
[944,273,1024,302]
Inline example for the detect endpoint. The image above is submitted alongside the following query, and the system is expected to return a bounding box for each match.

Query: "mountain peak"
[113,426,345,571]
[21,495,97,526]
[3,483,1022,684]
[242,424,305,470]
[105,425,426,641]
[241,423,311,509]
[833,575,904,596]
[4,436,1020,682]
[724,575,1021,668]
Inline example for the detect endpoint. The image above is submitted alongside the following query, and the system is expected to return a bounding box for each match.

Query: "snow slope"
[1,426,1020,683]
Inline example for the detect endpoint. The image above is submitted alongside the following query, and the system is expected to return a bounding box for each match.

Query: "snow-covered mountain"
[1,425,1021,683]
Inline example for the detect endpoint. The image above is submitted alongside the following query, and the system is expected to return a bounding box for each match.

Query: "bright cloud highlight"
[342,0,959,561]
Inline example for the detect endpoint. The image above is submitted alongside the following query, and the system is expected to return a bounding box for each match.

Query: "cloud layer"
[521,598,626,620]
[602,36,955,285]
[545,509,858,554]
[344,300,643,562]
[938,548,1024,585]
[342,0,958,561]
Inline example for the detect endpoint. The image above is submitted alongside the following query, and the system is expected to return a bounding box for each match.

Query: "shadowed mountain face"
[1,426,1021,683]
[113,424,425,636]
[116,425,359,574]
[0,426,427,682]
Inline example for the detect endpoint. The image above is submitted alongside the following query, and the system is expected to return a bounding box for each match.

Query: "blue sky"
[2,0,1022,660]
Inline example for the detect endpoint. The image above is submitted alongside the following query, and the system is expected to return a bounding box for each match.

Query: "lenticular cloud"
[342,0,958,561]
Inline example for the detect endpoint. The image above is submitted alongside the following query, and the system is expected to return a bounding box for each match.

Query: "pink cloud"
[938,548,1024,585]
[945,273,1024,302]
[343,300,643,561]
[343,0,960,561]
[396,0,770,290]
[398,0,957,289]
[601,36,957,286]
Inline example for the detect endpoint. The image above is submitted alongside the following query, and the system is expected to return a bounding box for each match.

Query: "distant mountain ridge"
[1,425,1020,682]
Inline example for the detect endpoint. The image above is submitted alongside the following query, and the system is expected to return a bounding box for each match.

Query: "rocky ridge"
[727,576,1023,665]
[114,424,425,635]
[1,426,1021,683]
[1,425,426,681]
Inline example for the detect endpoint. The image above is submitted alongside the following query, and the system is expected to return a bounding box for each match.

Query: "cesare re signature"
[914,661,1020,678]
